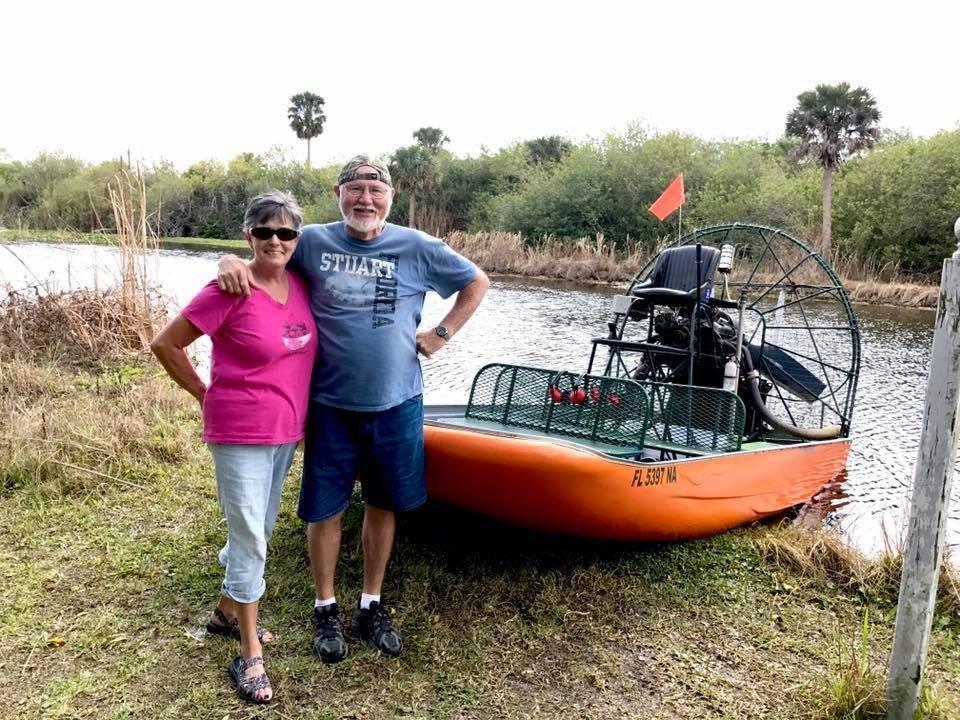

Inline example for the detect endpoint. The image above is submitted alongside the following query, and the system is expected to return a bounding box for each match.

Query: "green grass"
[0,228,249,255]
[2,360,959,719]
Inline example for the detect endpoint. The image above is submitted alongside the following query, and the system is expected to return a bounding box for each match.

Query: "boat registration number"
[631,466,677,487]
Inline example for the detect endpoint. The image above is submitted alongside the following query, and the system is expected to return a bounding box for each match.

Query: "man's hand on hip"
[415,329,448,359]
[217,254,256,297]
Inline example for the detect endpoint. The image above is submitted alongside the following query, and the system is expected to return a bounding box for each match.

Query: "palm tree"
[785,83,880,258]
[288,92,326,168]
[389,145,435,228]
[412,127,450,153]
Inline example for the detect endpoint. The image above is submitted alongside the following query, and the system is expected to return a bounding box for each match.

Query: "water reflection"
[2,242,957,553]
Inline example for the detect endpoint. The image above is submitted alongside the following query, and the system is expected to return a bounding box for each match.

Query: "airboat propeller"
[593,223,860,442]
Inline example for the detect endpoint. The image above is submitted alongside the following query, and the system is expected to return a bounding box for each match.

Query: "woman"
[151,190,316,704]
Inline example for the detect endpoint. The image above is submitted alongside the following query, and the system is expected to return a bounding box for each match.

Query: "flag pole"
[678,202,682,242]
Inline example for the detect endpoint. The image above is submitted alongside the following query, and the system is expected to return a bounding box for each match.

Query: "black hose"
[740,349,842,440]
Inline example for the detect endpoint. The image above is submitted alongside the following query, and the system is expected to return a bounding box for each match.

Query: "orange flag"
[649,174,685,221]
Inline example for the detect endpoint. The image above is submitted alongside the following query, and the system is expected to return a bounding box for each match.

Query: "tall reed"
[107,169,162,347]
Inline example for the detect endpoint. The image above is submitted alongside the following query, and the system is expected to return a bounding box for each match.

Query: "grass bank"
[0,228,249,256]
[2,354,958,719]
[2,228,938,309]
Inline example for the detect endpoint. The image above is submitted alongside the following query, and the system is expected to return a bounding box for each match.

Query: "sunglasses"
[250,226,299,242]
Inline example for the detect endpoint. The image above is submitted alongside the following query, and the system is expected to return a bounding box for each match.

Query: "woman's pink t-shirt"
[181,273,317,444]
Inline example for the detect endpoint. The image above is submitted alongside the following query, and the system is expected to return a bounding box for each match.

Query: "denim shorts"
[297,395,426,522]
[209,442,297,604]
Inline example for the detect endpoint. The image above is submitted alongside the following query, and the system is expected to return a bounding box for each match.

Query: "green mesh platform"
[465,364,745,455]
[465,364,650,448]
[642,382,745,453]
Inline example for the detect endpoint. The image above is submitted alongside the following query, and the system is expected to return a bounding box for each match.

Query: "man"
[217,155,489,662]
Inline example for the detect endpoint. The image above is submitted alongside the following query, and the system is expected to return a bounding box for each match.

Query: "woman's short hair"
[243,190,304,232]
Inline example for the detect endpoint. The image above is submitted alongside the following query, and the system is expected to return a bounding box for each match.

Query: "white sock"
[315,596,336,608]
[360,593,380,610]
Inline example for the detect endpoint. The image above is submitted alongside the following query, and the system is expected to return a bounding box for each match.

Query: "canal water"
[2,242,957,554]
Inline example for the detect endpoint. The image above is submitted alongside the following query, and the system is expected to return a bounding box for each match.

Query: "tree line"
[2,101,958,276]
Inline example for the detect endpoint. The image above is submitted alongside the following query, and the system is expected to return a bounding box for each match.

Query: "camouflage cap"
[337,154,392,187]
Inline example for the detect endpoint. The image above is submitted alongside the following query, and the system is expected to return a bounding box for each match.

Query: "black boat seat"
[631,245,721,305]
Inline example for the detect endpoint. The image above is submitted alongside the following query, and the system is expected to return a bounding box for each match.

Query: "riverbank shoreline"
[1,351,958,718]
[0,228,249,256]
[1,229,940,310]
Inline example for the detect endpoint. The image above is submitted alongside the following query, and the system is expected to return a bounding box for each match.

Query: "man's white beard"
[340,196,391,234]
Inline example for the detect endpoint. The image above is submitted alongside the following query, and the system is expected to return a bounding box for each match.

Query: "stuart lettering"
[319,252,394,278]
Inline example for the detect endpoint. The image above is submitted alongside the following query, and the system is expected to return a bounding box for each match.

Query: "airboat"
[423,223,859,541]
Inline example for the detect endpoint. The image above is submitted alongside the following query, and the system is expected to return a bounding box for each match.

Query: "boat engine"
[631,305,777,439]
[599,224,859,442]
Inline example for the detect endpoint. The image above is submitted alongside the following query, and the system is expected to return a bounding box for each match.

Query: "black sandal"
[206,607,270,642]
[228,655,272,704]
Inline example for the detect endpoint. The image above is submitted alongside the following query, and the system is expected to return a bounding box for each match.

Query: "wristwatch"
[434,325,450,341]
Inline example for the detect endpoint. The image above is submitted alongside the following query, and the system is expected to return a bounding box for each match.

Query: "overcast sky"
[2,0,957,170]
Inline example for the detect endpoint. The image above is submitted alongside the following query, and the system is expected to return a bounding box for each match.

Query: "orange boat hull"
[424,422,850,541]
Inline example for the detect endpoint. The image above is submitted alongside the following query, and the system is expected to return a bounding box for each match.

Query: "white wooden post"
[886,217,960,719]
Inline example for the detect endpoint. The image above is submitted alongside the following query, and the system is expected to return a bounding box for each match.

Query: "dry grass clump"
[0,357,199,499]
[833,251,937,307]
[936,561,960,618]
[844,280,939,308]
[0,284,167,368]
[446,231,649,282]
[830,253,899,283]
[758,525,960,616]
[0,355,61,403]
[759,525,872,593]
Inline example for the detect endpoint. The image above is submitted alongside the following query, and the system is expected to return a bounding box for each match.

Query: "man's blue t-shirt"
[290,222,478,411]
